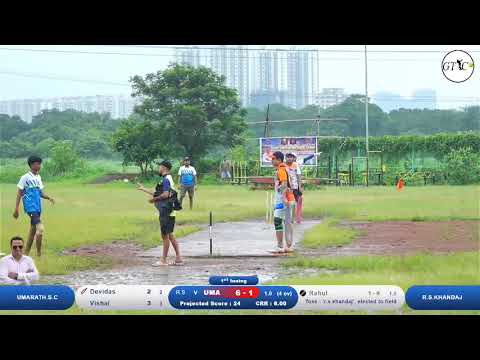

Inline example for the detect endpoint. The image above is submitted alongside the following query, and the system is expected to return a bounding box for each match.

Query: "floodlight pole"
[364,45,369,187]
[364,45,369,155]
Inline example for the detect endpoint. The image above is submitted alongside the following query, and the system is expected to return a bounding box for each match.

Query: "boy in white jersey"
[12,156,55,257]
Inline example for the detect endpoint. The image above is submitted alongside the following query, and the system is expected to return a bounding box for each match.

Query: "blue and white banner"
[260,136,318,167]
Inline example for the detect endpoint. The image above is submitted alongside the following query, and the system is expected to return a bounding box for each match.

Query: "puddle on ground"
[41,258,341,287]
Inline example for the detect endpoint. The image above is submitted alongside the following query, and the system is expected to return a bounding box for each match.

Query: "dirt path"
[41,219,479,286]
[300,220,479,257]
[140,220,320,257]
[43,220,323,286]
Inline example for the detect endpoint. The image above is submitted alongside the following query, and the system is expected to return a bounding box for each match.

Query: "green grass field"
[1,182,478,275]
[301,218,358,248]
[0,179,478,315]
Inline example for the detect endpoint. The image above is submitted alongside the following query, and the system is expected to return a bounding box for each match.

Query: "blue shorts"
[27,212,41,226]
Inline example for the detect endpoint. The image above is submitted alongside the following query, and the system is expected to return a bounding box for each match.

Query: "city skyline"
[0,94,142,122]
[1,45,479,111]
[0,86,445,123]
[175,46,319,109]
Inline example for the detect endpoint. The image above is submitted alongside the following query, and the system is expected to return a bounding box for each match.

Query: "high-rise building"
[249,48,282,109]
[208,45,250,106]
[226,46,250,107]
[209,45,228,81]
[316,88,348,109]
[175,46,202,67]
[7,99,34,123]
[0,95,140,122]
[253,49,279,92]
[174,45,251,106]
[96,95,116,116]
[0,100,9,114]
[117,95,141,119]
[285,49,319,109]
[173,46,319,110]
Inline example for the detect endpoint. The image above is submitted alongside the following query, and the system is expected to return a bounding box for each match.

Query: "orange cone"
[396,178,405,191]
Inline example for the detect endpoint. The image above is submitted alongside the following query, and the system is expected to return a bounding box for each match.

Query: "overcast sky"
[0,45,479,109]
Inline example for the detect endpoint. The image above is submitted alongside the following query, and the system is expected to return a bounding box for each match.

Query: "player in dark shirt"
[137,160,184,266]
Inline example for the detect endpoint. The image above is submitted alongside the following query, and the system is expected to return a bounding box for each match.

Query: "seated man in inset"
[0,236,39,284]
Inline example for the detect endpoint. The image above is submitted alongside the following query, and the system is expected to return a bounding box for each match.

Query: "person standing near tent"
[270,151,295,254]
[178,157,197,210]
[285,153,303,224]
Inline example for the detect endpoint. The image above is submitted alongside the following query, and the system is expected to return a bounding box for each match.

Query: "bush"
[442,147,480,185]
[199,174,222,185]
[42,141,85,177]
[195,158,219,175]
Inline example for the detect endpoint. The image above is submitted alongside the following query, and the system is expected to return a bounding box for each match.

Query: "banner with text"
[260,137,318,167]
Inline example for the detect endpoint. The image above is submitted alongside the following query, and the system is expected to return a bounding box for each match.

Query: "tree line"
[245,95,479,138]
[1,64,478,166]
[0,110,121,159]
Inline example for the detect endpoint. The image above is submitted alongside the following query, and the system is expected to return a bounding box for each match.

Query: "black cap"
[158,160,172,170]
[184,156,190,161]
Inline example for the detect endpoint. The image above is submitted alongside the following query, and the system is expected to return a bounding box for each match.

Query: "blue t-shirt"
[154,175,173,210]
[178,166,197,187]
[17,172,44,214]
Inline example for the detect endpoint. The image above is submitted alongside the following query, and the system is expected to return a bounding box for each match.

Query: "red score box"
[218,287,260,299]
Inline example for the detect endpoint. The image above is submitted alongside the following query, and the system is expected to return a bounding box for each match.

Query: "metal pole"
[271,192,274,223]
[351,157,355,186]
[364,45,370,187]
[266,192,269,223]
[209,211,213,256]
[364,45,369,154]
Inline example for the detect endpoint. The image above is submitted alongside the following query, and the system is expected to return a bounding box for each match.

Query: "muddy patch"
[44,220,323,285]
[62,241,148,267]
[41,256,339,287]
[301,220,479,256]
[42,219,479,286]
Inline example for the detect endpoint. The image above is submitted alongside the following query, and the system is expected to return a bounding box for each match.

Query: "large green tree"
[130,64,247,160]
[322,94,388,137]
[111,117,169,176]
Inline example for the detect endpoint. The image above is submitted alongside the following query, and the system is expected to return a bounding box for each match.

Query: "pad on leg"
[274,217,284,232]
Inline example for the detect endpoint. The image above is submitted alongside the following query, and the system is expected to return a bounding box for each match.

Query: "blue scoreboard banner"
[1,283,478,311]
